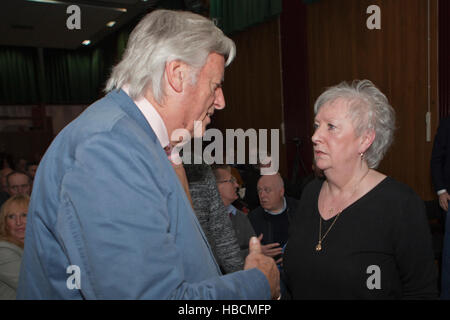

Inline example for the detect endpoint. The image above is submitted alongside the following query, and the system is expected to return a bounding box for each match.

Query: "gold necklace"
[315,169,370,252]
[316,211,341,251]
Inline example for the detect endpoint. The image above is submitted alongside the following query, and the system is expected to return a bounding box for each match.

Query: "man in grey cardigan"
[185,163,245,273]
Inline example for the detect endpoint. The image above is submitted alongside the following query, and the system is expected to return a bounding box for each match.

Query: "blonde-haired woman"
[0,194,29,299]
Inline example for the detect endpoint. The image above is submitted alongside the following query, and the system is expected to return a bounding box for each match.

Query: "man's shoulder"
[437,117,450,133]
[65,92,133,137]
[248,206,265,219]
[235,208,250,219]
[50,91,159,159]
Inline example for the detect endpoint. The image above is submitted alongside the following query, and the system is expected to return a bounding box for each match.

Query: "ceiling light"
[82,40,91,46]
[26,0,127,12]
[26,0,65,3]
[106,21,116,28]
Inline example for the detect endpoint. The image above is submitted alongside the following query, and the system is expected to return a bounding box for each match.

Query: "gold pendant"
[315,243,322,251]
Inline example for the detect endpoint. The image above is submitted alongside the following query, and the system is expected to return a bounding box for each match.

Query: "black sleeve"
[431,119,449,192]
[393,192,439,299]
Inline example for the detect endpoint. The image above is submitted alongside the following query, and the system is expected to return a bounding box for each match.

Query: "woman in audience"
[283,80,438,299]
[0,194,29,299]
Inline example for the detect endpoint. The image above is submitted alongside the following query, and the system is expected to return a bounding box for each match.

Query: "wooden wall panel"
[439,0,450,119]
[211,18,287,175]
[305,0,439,200]
[280,0,312,180]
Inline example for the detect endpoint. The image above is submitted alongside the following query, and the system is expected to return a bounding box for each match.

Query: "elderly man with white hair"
[17,10,279,300]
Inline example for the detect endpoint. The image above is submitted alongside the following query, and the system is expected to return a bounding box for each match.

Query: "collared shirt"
[227,204,238,216]
[122,85,183,165]
[263,197,287,215]
[122,85,169,149]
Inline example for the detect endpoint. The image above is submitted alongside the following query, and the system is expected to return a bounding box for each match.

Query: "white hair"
[105,9,236,103]
[314,80,396,169]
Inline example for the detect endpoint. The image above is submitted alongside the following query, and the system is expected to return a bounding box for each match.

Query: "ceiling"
[0,0,162,50]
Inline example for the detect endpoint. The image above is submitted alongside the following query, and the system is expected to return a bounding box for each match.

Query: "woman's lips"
[314,150,325,155]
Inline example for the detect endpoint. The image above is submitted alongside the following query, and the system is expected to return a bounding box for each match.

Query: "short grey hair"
[313,80,395,169]
[105,9,236,103]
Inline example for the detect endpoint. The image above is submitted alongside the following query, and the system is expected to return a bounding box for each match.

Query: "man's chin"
[192,120,209,138]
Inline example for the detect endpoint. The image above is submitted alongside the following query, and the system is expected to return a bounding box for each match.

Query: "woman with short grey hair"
[283,80,438,299]
[313,79,395,168]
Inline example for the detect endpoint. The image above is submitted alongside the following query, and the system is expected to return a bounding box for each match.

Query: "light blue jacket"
[16,90,270,299]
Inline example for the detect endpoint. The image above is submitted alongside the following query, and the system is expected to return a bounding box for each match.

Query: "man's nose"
[214,87,225,110]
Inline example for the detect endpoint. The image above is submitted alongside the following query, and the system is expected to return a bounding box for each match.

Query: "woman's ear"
[360,129,376,154]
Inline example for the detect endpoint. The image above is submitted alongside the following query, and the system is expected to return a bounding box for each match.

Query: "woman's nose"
[16,217,23,225]
[311,126,321,145]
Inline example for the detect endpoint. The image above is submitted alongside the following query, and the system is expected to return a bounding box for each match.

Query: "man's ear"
[165,60,187,93]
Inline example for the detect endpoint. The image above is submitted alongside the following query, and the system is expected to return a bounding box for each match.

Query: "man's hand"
[439,192,450,211]
[258,234,283,264]
[244,236,280,299]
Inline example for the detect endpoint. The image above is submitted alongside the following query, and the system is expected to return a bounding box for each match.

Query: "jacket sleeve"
[56,129,270,299]
[431,119,449,192]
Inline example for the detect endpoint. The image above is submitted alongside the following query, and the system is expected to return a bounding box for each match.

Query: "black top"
[431,116,450,192]
[283,177,438,299]
[248,197,299,247]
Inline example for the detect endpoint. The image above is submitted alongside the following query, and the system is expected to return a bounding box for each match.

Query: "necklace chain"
[315,169,370,252]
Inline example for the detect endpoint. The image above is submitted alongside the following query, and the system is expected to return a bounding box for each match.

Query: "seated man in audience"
[0,168,13,207]
[213,165,255,259]
[6,172,32,197]
[26,163,38,180]
[15,158,27,174]
[249,173,299,266]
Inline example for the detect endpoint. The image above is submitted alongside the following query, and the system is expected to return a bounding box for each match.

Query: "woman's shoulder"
[300,178,325,198]
[373,176,421,201]
[0,240,23,256]
[364,176,426,220]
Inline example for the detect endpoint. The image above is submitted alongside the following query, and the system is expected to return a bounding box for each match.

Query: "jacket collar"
[107,89,158,144]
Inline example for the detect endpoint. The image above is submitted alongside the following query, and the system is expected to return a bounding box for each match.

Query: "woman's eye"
[313,123,319,130]
[328,123,336,130]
